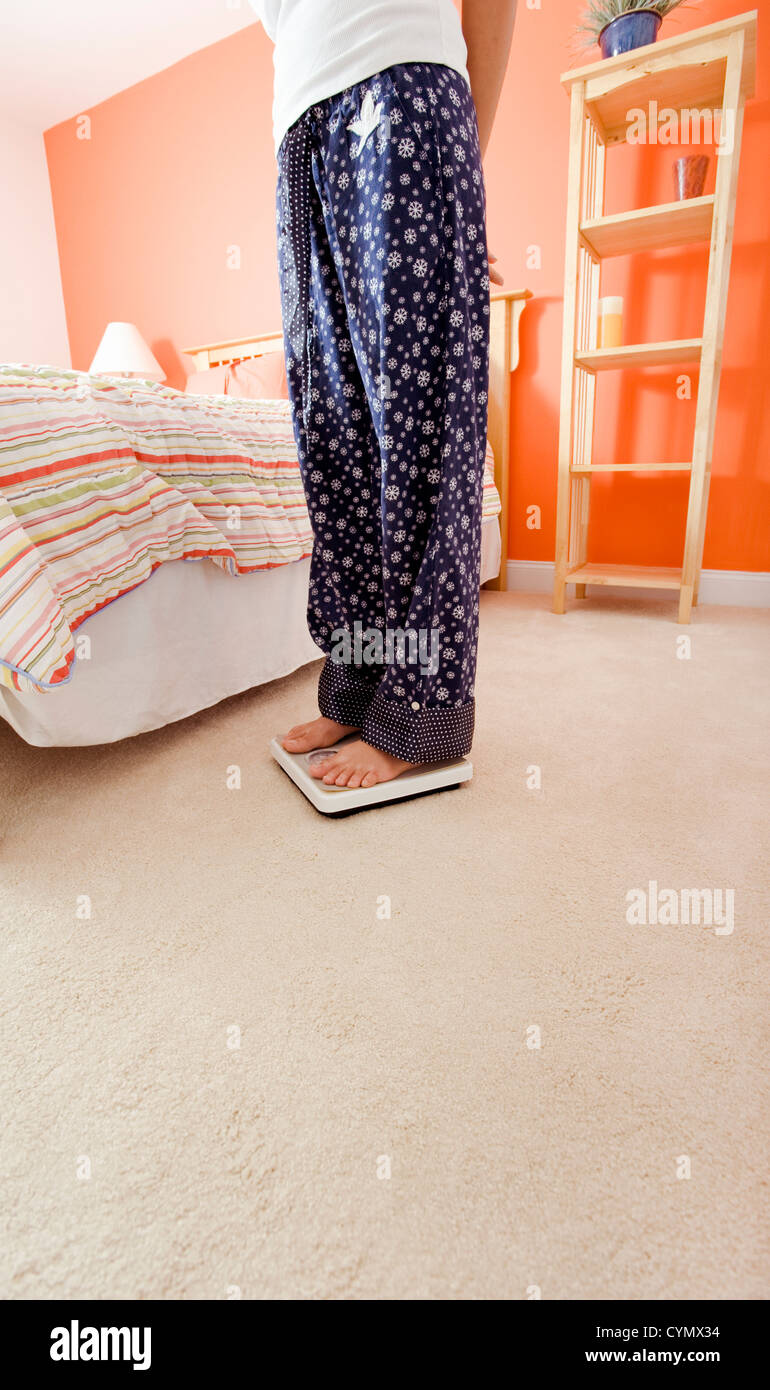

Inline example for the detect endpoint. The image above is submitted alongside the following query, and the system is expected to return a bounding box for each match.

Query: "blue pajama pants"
[276,62,490,763]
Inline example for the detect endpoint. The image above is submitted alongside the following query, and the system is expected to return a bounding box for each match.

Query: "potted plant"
[578,0,687,59]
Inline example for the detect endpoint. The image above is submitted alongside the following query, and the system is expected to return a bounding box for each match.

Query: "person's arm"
[462,0,517,159]
[461,0,516,285]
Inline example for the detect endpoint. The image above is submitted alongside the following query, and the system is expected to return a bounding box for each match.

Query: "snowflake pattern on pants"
[276,62,490,763]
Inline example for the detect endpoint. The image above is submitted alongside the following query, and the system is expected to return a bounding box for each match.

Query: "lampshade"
[89,322,165,381]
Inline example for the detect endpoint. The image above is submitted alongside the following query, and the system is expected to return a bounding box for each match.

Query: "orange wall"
[44,24,280,392]
[45,3,768,571]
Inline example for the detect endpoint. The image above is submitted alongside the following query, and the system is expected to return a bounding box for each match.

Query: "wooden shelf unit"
[552,11,757,623]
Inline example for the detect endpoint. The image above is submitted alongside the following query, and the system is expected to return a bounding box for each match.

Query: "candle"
[598,296,623,349]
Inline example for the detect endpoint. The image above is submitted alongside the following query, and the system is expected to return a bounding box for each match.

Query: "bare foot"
[308,738,417,789]
[281,715,359,754]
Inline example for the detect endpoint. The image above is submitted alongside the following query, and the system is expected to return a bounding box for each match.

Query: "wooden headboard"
[183,287,531,591]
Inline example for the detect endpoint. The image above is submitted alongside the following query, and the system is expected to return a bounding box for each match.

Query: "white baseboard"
[504,560,770,608]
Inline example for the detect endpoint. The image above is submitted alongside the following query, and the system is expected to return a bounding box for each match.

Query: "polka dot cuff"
[318,657,379,728]
[362,690,475,764]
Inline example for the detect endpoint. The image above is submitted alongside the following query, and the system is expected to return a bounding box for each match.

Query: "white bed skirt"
[0,517,501,747]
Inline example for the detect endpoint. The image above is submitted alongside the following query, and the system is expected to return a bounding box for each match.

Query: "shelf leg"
[681,33,746,622]
[553,82,588,615]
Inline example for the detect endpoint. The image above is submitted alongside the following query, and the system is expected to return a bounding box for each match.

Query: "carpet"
[1,592,768,1299]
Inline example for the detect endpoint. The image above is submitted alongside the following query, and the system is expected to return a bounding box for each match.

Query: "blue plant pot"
[598,9,662,59]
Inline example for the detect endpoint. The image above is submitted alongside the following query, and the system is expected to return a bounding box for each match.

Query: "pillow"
[226,353,288,400]
[185,352,289,401]
[185,365,228,395]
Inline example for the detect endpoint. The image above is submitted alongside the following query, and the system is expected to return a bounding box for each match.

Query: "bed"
[0,289,530,746]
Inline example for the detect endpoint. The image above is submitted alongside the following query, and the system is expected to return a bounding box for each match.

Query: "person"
[250,0,516,788]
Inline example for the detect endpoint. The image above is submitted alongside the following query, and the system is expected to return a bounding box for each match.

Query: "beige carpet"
[1,592,768,1301]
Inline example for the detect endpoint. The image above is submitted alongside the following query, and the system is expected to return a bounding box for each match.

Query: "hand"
[488,252,504,287]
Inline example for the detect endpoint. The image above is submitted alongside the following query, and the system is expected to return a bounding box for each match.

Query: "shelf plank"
[561,12,757,147]
[581,197,714,259]
[567,563,682,590]
[570,462,692,473]
[576,339,702,371]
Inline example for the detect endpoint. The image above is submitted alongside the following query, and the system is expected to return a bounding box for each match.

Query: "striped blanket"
[1,365,501,696]
[0,366,312,693]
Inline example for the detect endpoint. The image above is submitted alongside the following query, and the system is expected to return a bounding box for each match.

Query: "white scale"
[270,735,472,815]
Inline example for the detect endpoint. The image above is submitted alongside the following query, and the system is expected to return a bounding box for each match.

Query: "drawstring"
[278,84,380,420]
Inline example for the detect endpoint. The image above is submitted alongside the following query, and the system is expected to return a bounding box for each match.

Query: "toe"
[346,770,364,789]
[361,770,378,788]
[310,755,336,778]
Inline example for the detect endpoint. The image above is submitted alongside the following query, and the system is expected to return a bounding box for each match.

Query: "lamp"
[89,322,166,381]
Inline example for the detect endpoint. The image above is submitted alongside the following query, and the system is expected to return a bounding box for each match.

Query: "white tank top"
[249,0,469,152]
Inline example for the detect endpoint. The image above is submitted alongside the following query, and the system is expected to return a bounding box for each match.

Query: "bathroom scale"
[270,735,472,815]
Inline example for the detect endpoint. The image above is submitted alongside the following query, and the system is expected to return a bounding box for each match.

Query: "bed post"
[484,289,532,592]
